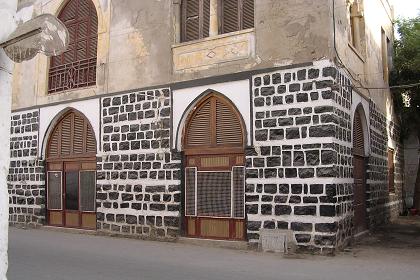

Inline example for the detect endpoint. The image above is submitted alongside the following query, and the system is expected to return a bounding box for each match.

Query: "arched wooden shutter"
[182,0,210,42]
[353,110,365,156]
[216,99,243,145]
[185,95,244,149]
[48,0,98,94]
[221,0,254,34]
[47,111,96,158]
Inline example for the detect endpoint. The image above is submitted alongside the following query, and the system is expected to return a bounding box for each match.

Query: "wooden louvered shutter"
[186,100,212,147]
[221,0,240,34]
[73,114,85,154]
[242,0,254,29]
[61,115,72,156]
[353,111,364,156]
[47,111,96,159]
[185,95,244,150]
[86,126,96,153]
[182,0,210,42]
[48,129,60,158]
[220,0,254,34]
[388,149,395,193]
[216,100,243,145]
[49,0,98,93]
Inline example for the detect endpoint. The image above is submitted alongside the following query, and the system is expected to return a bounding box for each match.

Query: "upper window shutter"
[221,0,254,34]
[182,0,210,42]
[242,0,254,29]
[221,0,240,34]
[49,0,98,94]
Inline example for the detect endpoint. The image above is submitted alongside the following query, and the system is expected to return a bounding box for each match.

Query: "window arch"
[353,108,365,156]
[47,109,97,159]
[183,93,245,152]
[48,0,98,94]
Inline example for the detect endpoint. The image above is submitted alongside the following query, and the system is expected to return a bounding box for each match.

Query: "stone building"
[8,0,403,253]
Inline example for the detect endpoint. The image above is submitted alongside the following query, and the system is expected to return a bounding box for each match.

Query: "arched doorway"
[46,109,97,229]
[353,108,368,234]
[183,93,246,240]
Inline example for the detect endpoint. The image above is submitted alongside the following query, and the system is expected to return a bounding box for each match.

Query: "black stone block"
[289,83,301,92]
[299,168,315,178]
[294,206,316,216]
[320,205,336,217]
[261,87,275,96]
[261,204,272,215]
[291,222,312,231]
[275,205,292,215]
[286,128,300,139]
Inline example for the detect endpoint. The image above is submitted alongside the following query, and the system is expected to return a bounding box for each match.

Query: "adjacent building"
[8,0,403,253]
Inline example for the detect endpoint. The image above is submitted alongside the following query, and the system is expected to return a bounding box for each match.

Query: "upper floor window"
[381,28,392,83]
[348,0,365,53]
[181,0,254,43]
[48,0,98,94]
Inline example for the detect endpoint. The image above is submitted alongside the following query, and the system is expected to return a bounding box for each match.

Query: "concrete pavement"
[7,220,420,280]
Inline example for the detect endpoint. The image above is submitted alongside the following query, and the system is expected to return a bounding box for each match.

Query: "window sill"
[348,43,365,63]
[46,85,97,97]
[172,28,255,72]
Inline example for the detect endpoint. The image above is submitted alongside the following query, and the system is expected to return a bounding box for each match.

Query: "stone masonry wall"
[366,103,403,227]
[8,110,45,227]
[97,88,181,238]
[247,61,351,253]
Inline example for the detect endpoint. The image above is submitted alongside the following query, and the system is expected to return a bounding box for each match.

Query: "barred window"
[48,0,98,94]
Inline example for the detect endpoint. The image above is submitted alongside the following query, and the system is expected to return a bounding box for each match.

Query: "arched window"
[48,0,98,94]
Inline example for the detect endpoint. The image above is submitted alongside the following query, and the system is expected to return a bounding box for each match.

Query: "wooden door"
[183,93,246,240]
[46,110,97,230]
[353,109,367,233]
[353,155,367,233]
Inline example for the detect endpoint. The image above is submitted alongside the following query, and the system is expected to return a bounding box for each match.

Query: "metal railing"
[48,57,96,94]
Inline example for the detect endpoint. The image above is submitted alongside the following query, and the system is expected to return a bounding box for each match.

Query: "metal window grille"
[232,166,245,218]
[47,172,62,210]
[185,167,197,216]
[48,57,97,94]
[186,166,245,218]
[79,171,96,212]
[197,171,232,217]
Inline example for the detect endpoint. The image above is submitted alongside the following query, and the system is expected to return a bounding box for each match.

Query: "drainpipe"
[0,0,17,278]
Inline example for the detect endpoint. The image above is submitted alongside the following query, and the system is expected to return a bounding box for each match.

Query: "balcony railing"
[48,57,97,94]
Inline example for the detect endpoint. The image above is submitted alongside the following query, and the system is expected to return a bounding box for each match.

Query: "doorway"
[183,93,246,240]
[46,110,97,229]
[353,108,368,234]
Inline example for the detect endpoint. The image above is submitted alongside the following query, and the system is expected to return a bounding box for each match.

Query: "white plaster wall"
[172,79,251,150]
[39,98,101,156]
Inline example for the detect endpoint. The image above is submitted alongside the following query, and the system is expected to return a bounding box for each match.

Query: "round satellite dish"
[0,14,69,63]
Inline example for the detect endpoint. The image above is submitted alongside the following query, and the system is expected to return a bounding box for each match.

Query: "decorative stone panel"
[8,110,45,227]
[97,88,181,239]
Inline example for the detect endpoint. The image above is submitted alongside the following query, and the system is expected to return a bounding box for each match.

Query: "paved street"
[8,218,420,280]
